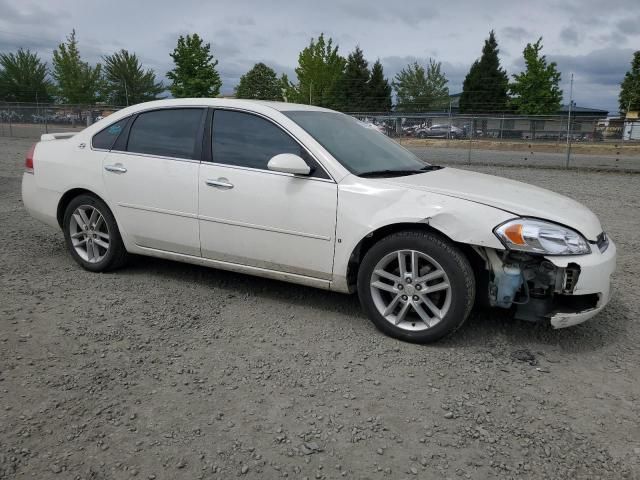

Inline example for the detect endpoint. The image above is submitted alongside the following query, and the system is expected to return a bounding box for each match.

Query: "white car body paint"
[21,98,616,328]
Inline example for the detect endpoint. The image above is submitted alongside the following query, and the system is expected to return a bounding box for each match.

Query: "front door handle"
[104,164,127,174]
[205,178,234,189]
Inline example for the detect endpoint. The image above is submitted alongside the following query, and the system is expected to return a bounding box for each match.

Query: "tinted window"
[284,111,427,175]
[212,110,327,178]
[127,108,204,159]
[92,117,129,150]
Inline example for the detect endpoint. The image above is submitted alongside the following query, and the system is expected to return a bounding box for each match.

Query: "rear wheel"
[357,230,475,343]
[63,194,127,272]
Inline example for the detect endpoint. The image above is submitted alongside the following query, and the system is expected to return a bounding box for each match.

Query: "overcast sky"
[1,0,638,113]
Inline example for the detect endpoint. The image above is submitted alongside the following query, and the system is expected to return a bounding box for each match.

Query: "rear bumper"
[545,239,616,328]
[22,173,60,229]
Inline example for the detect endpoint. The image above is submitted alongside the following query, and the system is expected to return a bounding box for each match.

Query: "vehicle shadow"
[125,255,628,354]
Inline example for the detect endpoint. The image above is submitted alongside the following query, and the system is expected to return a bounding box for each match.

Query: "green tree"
[509,38,562,114]
[102,49,164,105]
[167,34,222,98]
[392,60,449,112]
[280,73,296,102]
[291,33,345,109]
[338,46,370,111]
[460,30,509,113]
[52,30,103,104]
[0,48,52,102]
[619,50,640,114]
[366,60,392,112]
[235,62,282,100]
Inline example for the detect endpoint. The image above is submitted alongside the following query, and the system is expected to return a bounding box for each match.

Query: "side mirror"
[267,153,311,176]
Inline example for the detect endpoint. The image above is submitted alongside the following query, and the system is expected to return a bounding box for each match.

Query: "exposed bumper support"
[480,238,616,328]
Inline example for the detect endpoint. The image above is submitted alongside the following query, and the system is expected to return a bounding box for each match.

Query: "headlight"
[494,218,591,255]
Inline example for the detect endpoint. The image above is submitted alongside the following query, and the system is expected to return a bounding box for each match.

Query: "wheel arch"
[345,222,486,293]
[56,188,111,229]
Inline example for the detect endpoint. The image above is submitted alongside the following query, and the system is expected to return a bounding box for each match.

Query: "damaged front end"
[476,246,612,327]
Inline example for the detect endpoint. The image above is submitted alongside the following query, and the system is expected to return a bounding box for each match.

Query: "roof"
[558,104,608,115]
[111,98,334,113]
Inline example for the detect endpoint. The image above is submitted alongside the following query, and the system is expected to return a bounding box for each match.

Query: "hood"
[379,167,603,240]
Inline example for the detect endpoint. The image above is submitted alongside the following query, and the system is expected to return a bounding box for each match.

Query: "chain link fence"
[2,102,639,170]
[351,112,640,170]
[0,102,121,139]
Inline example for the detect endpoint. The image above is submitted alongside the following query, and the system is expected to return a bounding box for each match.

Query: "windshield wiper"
[358,165,441,178]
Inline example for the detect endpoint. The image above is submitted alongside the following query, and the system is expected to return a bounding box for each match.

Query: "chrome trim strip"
[198,214,331,241]
[117,203,331,241]
[203,161,335,183]
[117,203,197,219]
[107,150,201,163]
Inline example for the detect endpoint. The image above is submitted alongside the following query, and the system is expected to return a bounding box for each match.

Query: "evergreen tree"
[291,33,345,109]
[0,49,52,102]
[366,60,392,112]
[102,49,164,105]
[619,50,640,114]
[338,46,370,111]
[279,73,296,102]
[167,34,222,98]
[235,63,282,100]
[52,30,102,104]
[459,30,509,113]
[509,38,562,114]
[393,60,449,112]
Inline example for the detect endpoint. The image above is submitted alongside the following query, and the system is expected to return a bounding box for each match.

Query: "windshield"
[284,111,429,176]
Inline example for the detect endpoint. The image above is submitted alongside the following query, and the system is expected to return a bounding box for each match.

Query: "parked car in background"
[22,99,616,343]
[415,124,463,139]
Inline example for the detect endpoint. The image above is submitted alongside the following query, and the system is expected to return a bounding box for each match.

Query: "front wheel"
[357,231,475,343]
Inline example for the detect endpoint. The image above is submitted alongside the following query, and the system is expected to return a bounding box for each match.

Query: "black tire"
[357,230,475,343]
[417,131,427,139]
[62,194,128,272]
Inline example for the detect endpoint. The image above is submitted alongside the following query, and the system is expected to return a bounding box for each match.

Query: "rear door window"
[92,117,129,150]
[127,108,205,160]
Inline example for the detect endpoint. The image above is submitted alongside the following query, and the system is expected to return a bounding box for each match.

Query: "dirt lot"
[1,137,639,479]
[399,137,640,156]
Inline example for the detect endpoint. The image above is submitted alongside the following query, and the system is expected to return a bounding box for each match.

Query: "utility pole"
[565,73,574,168]
[447,98,452,141]
[123,79,129,106]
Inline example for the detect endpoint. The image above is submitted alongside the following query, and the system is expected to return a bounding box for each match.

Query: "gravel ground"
[1,136,639,479]
[406,145,640,171]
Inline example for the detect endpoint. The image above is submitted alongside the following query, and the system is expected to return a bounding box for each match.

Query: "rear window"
[92,117,129,150]
[127,108,205,160]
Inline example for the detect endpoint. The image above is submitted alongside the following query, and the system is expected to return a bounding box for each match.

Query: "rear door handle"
[104,164,127,174]
[205,178,234,189]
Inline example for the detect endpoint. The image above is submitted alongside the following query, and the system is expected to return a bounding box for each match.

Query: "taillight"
[25,143,36,174]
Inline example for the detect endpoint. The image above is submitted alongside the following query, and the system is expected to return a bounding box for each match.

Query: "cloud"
[0,0,635,110]
[227,15,255,26]
[617,17,640,35]
[560,26,580,46]
[501,27,531,42]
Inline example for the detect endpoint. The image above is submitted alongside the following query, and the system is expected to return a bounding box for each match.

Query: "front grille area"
[596,232,609,253]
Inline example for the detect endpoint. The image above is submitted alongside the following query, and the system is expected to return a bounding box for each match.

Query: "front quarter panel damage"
[331,175,514,292]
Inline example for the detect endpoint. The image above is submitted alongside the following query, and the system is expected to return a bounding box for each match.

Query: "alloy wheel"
[369,249,452,331]
[69,205,110,263]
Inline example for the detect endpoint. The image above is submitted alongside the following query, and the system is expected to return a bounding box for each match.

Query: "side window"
[92,117,129,150]
[212,110,329,178]
[127,108,204,160]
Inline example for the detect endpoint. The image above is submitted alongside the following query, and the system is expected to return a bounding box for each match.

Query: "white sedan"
[22,99,616,343]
